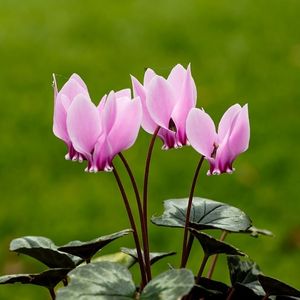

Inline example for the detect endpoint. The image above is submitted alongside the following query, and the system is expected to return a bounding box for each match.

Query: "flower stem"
[226,287,235,300]
[118,153,148,282]
[142,126,160,281]
[196,253,209,284]
[49,288,56,300]
[262,293,270,300]
[207,230,228,279]
[112,164,147,288]
[180,155,205,268]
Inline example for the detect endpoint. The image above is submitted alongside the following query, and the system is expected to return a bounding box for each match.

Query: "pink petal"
[131,75,157,134]
[218,104,241,140]
[147,76,177,130]
[167,64,187,92]
[171,64,197,144]
[186,108,218,157]
[143,68,156,88]
[53,97,69,143]
[115,88,131,99]
[66,94,102,159]
[58,74,88,100]
[107,96,142,157]
[228,104,250,158]
[97,94,107,113]
[69,73,88,90]
[102,91,117,134]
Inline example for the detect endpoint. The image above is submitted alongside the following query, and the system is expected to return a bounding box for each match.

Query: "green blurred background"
[1,0,300,298]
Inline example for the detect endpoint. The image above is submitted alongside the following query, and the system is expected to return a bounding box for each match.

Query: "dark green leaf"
[120,247,176,266]
[140,269,194,300]
[227,255,265,296]
[151,197,251,232]
[258,275,300,297]
[58,229,132,262]
[0,268,70,289]
[190,230,245,257]
[56,262,136,300]
[10,236,81,268]
[191,277,230,299]
[247,226,274,238]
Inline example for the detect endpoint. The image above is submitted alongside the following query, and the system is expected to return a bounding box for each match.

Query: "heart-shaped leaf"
[151,197,251,232]
[0,268,70,289]
[258,275,300,298]
[58,229,132,262]
[10,236,81,268]
[120,247,176,266]
[140,268,194,300]
[56,262,136,300]
[227,255,265,297]
[93,252,136,268]
[56,261,194,300]
[191,277,230,299]
[190,230,245,257]
[246,226,274,238]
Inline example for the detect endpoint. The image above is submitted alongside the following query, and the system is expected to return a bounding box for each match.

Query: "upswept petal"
[58,74,88,101]
[186,108,218,158]
[131,75,157,134]
[53,97,69,143]
[102,91,117,134]
[115,88,131,99]
[171,65,197,144]
[69,73,88,90]
[167,64,187,92]
[143,68,156,88]
[218,104,241,140]
[147,76,177,130]
[66,94,101,160]
[228,104,250,158]
[107,96,142,157]
[97,94,107,114]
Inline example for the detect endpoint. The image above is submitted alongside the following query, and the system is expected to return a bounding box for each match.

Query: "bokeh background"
[1,0,300,298]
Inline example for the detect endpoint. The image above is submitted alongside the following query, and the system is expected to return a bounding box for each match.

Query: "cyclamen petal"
[147,76,177,130]
[186,108,218,158]
[66,94,102,161]
[132,64,197,149]
[53,73,90,160]
[187,104,250,175]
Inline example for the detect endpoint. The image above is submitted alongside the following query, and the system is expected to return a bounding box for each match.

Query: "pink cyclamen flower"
[66,89,142,172]
[186,104,250,175]
[131,64,197,149]
[53,73,89,161]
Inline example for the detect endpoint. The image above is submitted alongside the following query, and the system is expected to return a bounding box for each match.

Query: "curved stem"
[207,230,228,279]
[142,126,160,281]
[180,155,205,268]
[49,288,56,300]
[118,153,148,282]
[112,164,147,288]
[196,254,209,284]
[226,287,235,300]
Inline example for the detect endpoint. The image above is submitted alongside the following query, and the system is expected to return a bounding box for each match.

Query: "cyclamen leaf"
[258,275,300,298]
[56,262,136,300]
[56,262,195,300]
[120,247,176,266]
[58,229,132,262]
[10,236,81,268]
[140,268,194,300]
[0,268,70,289]
[151,197,251,232]
[227,255,265,297]
[190,229,245,257]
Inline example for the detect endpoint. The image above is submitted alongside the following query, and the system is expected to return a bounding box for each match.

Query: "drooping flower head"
[186,104,250,175]
[131,64,197,149]
[53,73,89,161]
[66,89,142,172]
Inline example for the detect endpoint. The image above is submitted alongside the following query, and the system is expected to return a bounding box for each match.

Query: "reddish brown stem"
[180,156,205,268]
[112,165,147,288]
[207,230,228,279]
[142,126,160,281]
